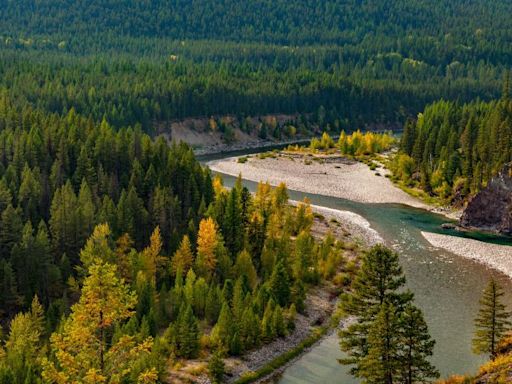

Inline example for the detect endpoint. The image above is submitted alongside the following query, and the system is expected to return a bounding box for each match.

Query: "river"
[199,150,512,383]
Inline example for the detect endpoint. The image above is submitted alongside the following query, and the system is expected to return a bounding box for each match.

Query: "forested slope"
[392,85,512,204]
[0,0,511,132]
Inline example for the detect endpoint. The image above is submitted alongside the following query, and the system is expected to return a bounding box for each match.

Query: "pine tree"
[358,302,401,384]
[260,299,275,343]
[140,226,165,285]
[171,235,194,275]
[42,262,157,383]
[208,349,225,384]
[0,204,23,257]
[473,278,511,359]
[174,304,200,359]
[195,217,219,276]
[269,259,291,307]
[223,187,244,258]
[193,277,208,317]
[340,244,413,376]
[49,181,80,260]
[211,302,234,351]
[205,285,222,325]
[234,250,258,290]
[271,305,286,338]
[398,304,439,384]
[240,307,260,350]
[77,179,96,244]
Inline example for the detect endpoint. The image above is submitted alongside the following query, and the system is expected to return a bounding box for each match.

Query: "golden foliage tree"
[140,226,166,285]
[171,235,194,275]
[195,218,219,275]
[42,262,156,383]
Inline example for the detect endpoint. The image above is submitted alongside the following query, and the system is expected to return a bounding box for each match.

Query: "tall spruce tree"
[473,278,511,359]
[399,304,439,383]
[340,245,437,383]
[340,245,412,374]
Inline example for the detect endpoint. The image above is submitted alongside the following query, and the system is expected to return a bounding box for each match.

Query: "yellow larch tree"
[195,217,219,276]
[171,234,194,275]
[42,262,157,383]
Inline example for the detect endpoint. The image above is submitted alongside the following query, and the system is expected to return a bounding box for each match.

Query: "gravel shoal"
[208,155,430,208]
[422,232,512,278]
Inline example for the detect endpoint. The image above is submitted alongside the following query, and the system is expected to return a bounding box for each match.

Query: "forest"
[391,81,512,203]
[1,0,512,382]
[0,0,511,133]
[0,92,368,382]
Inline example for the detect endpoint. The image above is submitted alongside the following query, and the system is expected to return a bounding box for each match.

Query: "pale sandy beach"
[304,202,383,246]
[422,232,512,278]
[209,155,430,208]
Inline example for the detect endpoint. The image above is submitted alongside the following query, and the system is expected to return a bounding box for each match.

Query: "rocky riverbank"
[421,232,512,278]
[208,153,462,220]
[460,163,512,236]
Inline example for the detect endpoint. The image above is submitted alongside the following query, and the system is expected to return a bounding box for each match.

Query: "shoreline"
[193,137,314,157]
[421,232,512,279]
[208,154,460,220]
[223,205,376,384]
[206,150,512,383]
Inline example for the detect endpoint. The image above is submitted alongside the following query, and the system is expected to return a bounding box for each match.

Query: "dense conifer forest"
[1,0,512,382]
[392,83,512,203]
[0,0,511,132]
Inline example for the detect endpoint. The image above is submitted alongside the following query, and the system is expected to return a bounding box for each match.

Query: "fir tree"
[398,304,439,384]
[269,260,291,307]
[358,302,401,384]
[208,349,225,384]
[174,304,200,359]
[171,235,194,275]
[473,278,511,359]
[340,245,413,377]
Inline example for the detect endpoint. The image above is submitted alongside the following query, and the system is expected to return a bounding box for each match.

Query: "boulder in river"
[460,163,512,235]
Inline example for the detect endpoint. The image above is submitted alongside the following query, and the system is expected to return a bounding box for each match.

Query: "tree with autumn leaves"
[42,260,158,383]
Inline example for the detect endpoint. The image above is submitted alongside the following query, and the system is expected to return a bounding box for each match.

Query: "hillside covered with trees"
[0,93,368,382]
[391,83,512,204]
[0,0,511,133]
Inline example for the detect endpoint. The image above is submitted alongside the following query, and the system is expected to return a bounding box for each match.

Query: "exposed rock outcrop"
[460,163,512,235]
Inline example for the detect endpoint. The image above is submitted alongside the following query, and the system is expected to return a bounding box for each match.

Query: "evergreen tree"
[205,285,222,325]
[42,262,156,383]
[223,187,244,258]
[212,302,234,351]
[358,302,401,384]
[195,218,219,277]
[171,235,194,275]
[208,349,225,384]
[269,260,291,307]
[174,304,200,359]
[473,278,511,359]
[340,245,414,377]
[398,304,439,384]
[234,250,258,290]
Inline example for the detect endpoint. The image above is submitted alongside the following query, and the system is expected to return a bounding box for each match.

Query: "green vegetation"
[287,131,395,156]
[0,93,355,382]
[339,245,439,383]
[391,82,512,203]
[472,279,511,360]
[0,0,511,136]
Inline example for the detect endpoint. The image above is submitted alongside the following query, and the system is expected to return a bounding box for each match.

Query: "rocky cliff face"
[460,163,512,235]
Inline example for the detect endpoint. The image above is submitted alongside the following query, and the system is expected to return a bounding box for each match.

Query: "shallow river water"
[201,150,512,383]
